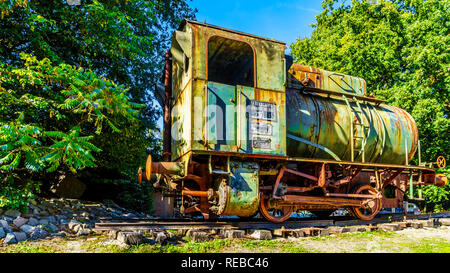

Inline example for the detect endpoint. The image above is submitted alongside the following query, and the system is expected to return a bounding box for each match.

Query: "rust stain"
[288,64,366,96]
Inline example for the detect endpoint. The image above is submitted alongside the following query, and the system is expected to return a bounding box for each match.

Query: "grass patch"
[77,236,124,253]
[241,240,281,249]
[2,241,63,253]
[126,238,235,253]
[125,238,312,253]
[337,230,396,239]
[399,239,450,253]
[241,239,311,253]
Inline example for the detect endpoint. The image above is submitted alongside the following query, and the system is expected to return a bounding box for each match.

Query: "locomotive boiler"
[138,20,447,223]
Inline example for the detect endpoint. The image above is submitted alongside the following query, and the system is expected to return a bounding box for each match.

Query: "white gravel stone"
[0,219,9,229]
[13,217,28,228]
[4,209,21,218]
[20,224,35,234]
[249,229,272,240]
[117,232,143,245]
[76,228,92,236]
[38,219,49,225]
[4,233,17,244]
[27,217,39,226]
[13,232,27,242]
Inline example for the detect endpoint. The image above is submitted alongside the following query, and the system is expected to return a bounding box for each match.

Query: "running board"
[280,195,362,207]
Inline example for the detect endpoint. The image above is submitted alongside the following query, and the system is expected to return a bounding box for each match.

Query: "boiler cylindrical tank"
[286,89,418,165]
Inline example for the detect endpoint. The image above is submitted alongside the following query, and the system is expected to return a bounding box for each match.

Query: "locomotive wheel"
[350,185,382,221]
[259,195,294,223]
[437,156,446,169]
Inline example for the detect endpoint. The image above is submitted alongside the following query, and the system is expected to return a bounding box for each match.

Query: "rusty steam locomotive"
[138,20,447,223]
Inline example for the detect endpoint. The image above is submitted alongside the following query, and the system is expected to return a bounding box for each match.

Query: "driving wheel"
[350,185,382,221]
[259,194,294,223]
[437,156,446,169]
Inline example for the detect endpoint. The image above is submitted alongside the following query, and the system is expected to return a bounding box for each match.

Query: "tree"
[0,0,196,210]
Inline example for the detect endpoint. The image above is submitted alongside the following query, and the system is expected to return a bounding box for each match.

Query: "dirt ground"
[282,226,450,253]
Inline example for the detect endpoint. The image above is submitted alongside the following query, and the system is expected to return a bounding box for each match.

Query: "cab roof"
[180,19,286,45]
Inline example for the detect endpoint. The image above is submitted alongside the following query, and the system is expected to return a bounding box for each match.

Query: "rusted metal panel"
[187,20,286,91]
[251,89,286,155]
[199,82,286,155]
[217,161,259,217]
[151,191,174,218]
[285,89,418,165]
[206,82,237,150]
[163,51,172,161]
[287,64,367,96]
[170,22,193,161]
[253,39,286,92]
[171,77,192,161]
[171,20,288,158]
[281,194,362,207]
[191,79,207,152]
[236,85,254,152]
[171,23,192,103]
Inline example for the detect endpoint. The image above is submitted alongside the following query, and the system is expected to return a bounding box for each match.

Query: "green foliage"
[0,175,39,211]
[0,53,140,175]
[0,0,196,208]
[0,0,196,127]
[421,167,450,212]
[422,184,450,212]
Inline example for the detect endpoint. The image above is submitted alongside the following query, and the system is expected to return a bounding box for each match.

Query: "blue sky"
[189,0,324,53]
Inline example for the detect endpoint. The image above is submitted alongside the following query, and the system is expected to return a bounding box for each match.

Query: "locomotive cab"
[170,20,287,160]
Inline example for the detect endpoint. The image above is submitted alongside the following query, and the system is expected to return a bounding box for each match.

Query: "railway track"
[94,212,450,232]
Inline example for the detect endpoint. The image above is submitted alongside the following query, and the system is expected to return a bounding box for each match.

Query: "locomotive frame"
[138,20,447,223]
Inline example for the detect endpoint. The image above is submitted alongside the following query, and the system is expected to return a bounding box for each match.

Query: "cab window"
[207,36,254,87]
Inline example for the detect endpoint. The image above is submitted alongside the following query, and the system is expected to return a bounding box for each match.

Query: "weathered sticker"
[250,121,273,136]
[252,136,271,149]
[249,100,277,121]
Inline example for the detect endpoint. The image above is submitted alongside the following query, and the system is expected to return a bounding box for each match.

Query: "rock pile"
[0,197,151,245]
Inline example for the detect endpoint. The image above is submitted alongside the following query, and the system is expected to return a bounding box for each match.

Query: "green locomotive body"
[139,20,446,222]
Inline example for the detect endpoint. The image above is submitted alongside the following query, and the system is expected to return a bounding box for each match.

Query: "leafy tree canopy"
[0,0,196,208]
